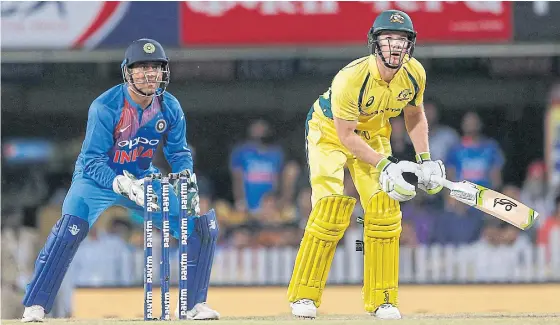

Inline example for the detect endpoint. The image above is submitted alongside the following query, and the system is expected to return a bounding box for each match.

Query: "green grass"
[4,314,560,325]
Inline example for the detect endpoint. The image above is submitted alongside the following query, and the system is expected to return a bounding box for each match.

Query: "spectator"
[153,143,214,199]
[1,226,25,319]
[255,227,284,247]
[189,145,215,200]
[72,225,134,287]
[279,160,302,209]
[544,83,560,192]
[520,160,555,228]
[400,220,418,248]
[401,191,438,245]
[229,119,284,214]
[294,187,312,227]
[471,218,507,282]
[107,218,133,244]
[213,199,249,239]
[537,194,560,260]
[446,111,505,189]
[252,193,284,227]
[470,185,532,282]
[424,101,460,162]
[227,225,254,249]
[280,224,304,247]
[433,195,484,245]
[199,193,213,216]
[472,223,531,282]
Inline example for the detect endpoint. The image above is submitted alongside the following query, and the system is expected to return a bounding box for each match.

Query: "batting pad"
[23,214,89,313]
[287,195,356,306]
[362,192,402,312]
[187,209,219,310]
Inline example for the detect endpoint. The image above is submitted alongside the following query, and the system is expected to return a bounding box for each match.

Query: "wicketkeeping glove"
[415,152,445,195]
[170,169,200,216]
[113,170,159,210]
[376,156,417,202]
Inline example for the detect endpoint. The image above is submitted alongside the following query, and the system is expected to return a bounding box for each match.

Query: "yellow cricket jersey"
[311,55,426,139]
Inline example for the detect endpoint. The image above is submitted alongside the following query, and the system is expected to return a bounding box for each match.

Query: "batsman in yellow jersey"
[288,10,446,319]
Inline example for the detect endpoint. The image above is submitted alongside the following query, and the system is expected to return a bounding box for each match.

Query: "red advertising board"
[180,1,512,46]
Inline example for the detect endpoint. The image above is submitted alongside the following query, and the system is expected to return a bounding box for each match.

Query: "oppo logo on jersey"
[118,137,159,149]
[113,137,159,164]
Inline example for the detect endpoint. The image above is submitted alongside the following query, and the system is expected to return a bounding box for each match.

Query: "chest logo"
[396,89,413,102]
[155,119,167,133]
[366,96,375,107]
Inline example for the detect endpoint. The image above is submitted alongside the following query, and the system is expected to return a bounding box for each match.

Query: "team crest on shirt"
[155,119,167,133]
[396,89,413,101]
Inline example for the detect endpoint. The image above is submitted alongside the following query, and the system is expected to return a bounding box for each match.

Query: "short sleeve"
[230,146,243,170]
[408,62,426,107]
[331,72,360,121]
[445,145,459,169]
[491,141,505,169]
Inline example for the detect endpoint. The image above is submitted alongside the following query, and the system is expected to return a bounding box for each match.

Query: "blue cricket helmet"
[121,38,170,97]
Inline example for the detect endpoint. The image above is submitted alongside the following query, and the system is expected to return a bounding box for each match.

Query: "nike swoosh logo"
[119,125,131,133]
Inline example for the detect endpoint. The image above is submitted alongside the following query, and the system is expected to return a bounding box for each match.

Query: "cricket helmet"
[367,10,417,69]
[121,38,170,97]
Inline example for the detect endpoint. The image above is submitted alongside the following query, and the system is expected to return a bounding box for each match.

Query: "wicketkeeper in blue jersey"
[21,38,220,322]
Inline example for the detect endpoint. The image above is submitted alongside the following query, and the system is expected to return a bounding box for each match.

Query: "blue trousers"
[23,175,217,313]
[63,175,192,237]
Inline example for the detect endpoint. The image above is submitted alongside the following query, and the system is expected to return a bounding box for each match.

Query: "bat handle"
[429,175,457,190]
[398,162,458,191]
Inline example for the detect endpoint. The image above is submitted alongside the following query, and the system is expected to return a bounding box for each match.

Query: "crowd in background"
[3,89,560,318]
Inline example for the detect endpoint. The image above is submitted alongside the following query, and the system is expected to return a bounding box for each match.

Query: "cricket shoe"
[21,305,45,323]
[291,299,317,319]
[371,303,401,319]
[175,301,220,320]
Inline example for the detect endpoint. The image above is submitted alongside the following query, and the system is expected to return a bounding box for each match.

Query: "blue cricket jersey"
[73,84,193,189]
[446,137,504,188]
[230,143,284,212]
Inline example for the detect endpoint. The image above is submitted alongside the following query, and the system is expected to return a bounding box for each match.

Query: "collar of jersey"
[368,55,405,86]
[122,84,153,113]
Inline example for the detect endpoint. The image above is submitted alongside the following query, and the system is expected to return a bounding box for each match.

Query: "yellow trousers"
[288,111,402,312]
[306,111,391,208]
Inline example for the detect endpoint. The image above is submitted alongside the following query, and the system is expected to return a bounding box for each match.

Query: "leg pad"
[287,195,356,307]
[23,214,89,313]
[362,192,402,312]
[187,210,219,310]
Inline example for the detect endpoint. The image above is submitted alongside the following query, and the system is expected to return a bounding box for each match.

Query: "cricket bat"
[431,175,539,230]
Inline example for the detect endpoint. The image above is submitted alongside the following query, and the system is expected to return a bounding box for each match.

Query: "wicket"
[143,173,190,321]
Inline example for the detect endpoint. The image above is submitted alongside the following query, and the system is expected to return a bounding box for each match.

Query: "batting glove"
[376,156,417,202]
[415,152,445,195]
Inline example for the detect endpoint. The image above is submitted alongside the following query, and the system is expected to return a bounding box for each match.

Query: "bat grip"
[430,175,456,190]
[397,162,457,191]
